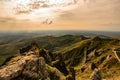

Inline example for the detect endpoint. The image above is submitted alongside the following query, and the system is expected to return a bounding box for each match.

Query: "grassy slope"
[0,35,84,65]
[53,37,120,79]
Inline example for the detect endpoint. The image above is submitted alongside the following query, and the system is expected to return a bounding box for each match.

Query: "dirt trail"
[112,48,120,63]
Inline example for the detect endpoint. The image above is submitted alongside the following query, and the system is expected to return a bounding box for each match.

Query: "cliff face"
[0,54,50,80]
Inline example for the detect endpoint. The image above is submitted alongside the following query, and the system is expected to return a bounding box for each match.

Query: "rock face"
[0,42,74,80]
[0,55,50,80]
[89,68,102,80]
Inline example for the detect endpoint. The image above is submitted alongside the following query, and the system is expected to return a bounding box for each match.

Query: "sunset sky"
[0,0,120,31]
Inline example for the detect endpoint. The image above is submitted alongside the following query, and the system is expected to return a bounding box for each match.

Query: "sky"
[0,0,120,31]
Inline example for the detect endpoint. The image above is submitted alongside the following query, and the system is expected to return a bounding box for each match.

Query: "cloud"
[5,0,81,15]
[0,17,31,24]
[0,17,16,23]
[12,0,52,14]
[0,0,120,31]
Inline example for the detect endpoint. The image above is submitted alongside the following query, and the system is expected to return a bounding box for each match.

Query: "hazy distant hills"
[0,30,120,37]
[0,35,84,55]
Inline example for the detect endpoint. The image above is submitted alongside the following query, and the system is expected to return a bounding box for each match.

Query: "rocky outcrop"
[89,68,102,80]
[47,65,66,80]
[0,54,50,80]
[52,53,69,76]
[0,42,76,80]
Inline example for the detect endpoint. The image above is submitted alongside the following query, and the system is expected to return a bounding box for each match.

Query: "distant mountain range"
[0,30,120,37]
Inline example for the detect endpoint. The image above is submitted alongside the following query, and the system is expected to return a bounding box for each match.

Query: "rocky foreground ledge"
[0,42,75,80]
[0,54,50,80]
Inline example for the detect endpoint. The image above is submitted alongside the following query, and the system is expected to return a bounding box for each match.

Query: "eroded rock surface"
[0,55,50,80]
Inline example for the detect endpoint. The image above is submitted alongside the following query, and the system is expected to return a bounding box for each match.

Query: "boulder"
[0,55,50,80]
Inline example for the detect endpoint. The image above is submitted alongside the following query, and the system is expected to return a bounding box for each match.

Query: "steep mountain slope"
[53,36,120,80]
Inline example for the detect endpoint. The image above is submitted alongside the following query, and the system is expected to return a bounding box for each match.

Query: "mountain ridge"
[0,35,120,80]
